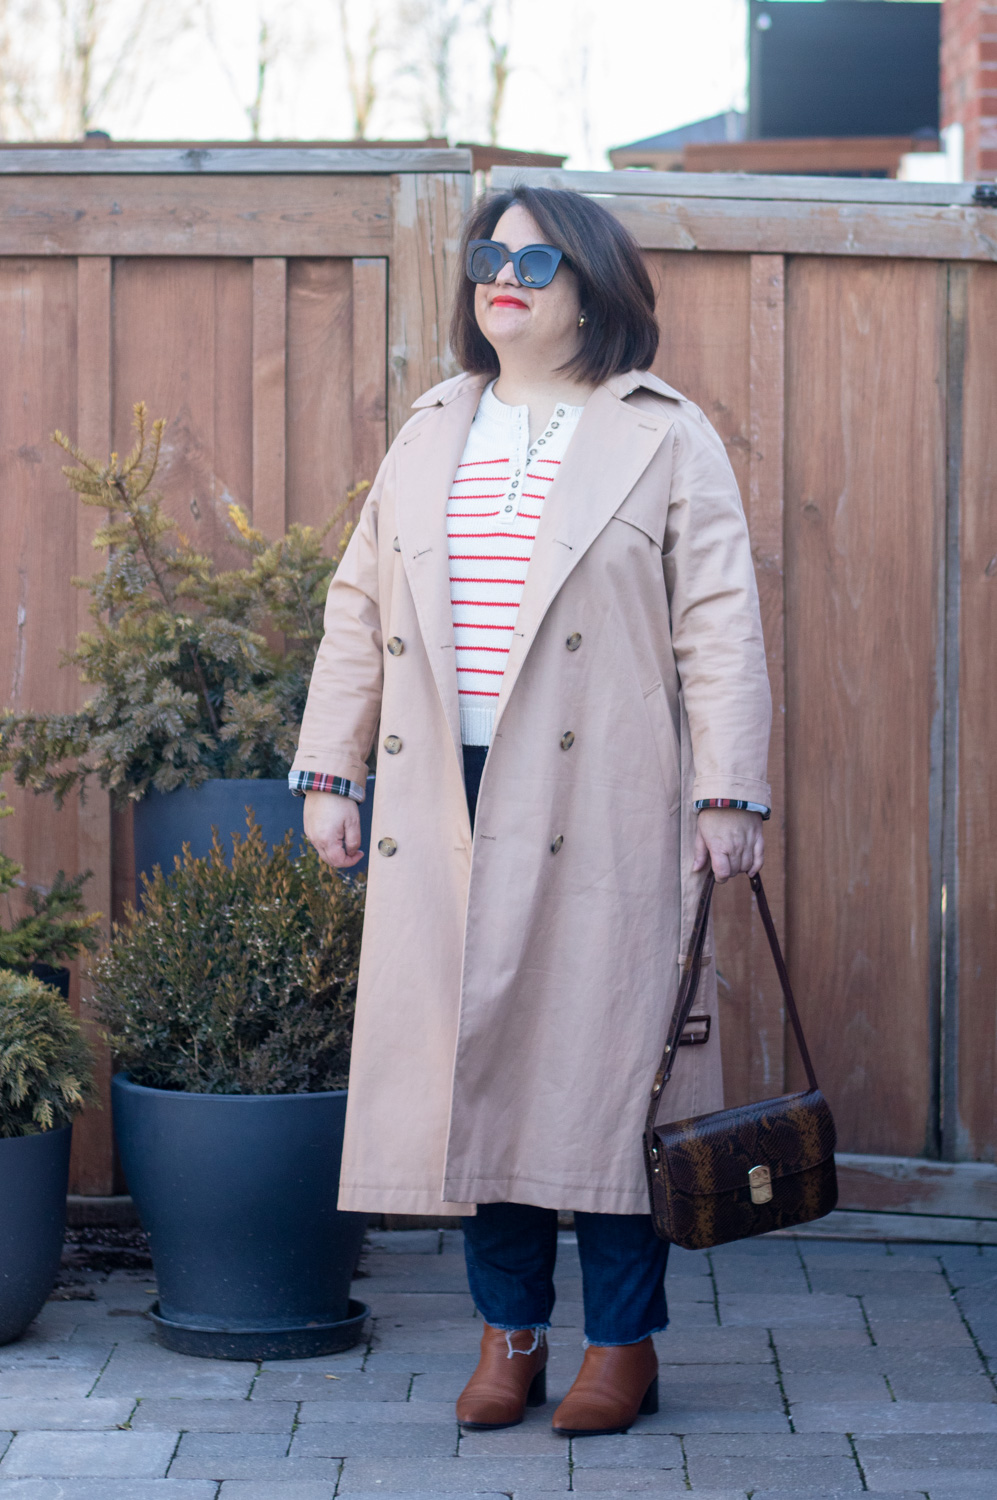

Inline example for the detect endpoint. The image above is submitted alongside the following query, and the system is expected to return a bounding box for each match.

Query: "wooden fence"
[1,152,994,1215]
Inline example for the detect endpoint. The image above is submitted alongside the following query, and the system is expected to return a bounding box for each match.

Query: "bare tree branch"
[480,0,511,146]
[336,0,381,139]
[200,0,285,140]
[395,0,465,140]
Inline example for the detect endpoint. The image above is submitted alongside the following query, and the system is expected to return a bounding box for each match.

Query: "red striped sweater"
[448,381,584,746]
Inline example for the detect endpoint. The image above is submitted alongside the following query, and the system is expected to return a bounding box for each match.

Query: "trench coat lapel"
[394,376,485,761]
[494,383,674,726]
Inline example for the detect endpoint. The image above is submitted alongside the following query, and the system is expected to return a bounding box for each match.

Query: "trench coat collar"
[397,368,681,755]
[493,372,678,727]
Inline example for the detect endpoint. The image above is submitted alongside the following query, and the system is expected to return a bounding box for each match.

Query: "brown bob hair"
[449,185,659,386]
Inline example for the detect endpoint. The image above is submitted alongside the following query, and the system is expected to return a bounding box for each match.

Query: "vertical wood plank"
[112,259,253,564]
[387,173,470,439]
[351,256,388,508]
[784,256,946,1157]
[956,262,997,1160]
[645,250,765,1106]
[252,258,287,540]
[71,256,114,1195]
[285,260,354,537]
[746,253,788,1100]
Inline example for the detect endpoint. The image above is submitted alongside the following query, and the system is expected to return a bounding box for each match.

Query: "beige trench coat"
[292,369,772,1216]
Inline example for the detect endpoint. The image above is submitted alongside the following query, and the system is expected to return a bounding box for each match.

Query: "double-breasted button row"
[383,734,402,755]
[378,837,397,857]
[566,632,582,651]
[386,637,404,656]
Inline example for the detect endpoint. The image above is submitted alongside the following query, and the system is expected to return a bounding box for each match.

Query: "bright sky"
[98,0,751,169]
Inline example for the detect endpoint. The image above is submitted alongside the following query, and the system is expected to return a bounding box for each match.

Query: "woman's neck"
[493,365,596,446]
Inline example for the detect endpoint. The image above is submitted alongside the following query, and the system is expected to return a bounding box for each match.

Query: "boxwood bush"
[92,819,365,1095]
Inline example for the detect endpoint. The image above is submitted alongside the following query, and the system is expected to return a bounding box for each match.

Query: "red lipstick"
[491,294,528,309]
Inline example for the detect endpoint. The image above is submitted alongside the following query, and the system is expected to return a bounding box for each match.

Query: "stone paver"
[218,1485,337,1500]
[0,1484,216,1498]
[0,1430,178,1478]
[131,1399,297,1431]
[0,1402,133,1431]
[290,1423,456,1458]
[0,1232,991,1495]
[336,1456,569,1490]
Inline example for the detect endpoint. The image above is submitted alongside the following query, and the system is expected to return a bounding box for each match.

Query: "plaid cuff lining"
[289,774,767,819]
[695,798,770,821]
[288,771,365,802]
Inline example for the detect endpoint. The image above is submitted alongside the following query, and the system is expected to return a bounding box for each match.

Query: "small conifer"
[0,969,98,1137]
[0,403,365,806]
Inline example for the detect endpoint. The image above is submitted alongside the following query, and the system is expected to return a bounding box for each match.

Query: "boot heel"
[526,1367,547,1407]
[638,1375,658,1415]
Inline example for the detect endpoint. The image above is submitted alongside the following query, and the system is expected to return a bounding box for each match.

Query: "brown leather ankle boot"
[456,1323,548,1429]
[551,1337,658,1436]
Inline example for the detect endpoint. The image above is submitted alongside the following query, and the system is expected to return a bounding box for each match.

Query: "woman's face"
[473,203,584,368]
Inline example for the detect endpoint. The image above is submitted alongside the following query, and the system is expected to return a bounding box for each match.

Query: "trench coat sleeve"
[662,407,772,809]
[289,461,387,788]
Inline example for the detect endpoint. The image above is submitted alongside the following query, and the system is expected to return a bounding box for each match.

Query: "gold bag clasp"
[748,1164,773,1205]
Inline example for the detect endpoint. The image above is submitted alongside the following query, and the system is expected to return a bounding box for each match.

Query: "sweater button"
[560,731,575,750]
[392,536,401,552]
[566,632,582,651]
[387,637,404,656]
[378,837,398,857]
[383,735,402,755]
[550,834,564,854]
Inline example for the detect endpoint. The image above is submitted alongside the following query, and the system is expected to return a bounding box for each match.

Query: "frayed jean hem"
[583,1319,669,1348]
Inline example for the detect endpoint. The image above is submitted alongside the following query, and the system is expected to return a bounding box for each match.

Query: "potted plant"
[0,968,98,1345]
[0,403,374,891]
[93,817,369,1361]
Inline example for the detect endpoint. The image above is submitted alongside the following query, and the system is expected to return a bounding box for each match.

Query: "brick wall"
[942,0,997,178]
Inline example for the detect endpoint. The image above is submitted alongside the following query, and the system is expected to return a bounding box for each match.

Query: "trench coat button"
[386,637,404,656]
[383,735,402,755]
[566,632,582,651]
[560,731,575,750]
[550,834,564,854]
[392,536,401,552]
[378,837,398,857]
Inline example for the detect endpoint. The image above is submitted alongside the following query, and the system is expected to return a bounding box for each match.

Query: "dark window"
[748,1,940,140]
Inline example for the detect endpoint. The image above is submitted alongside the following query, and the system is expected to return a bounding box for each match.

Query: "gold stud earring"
[578,314,586,328]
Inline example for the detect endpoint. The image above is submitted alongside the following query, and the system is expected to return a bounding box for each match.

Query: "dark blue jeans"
[459,744,670,1346]
[462,1201,670,1345]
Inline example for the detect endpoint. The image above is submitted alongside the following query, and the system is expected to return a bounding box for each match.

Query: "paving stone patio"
[0,1227,994,1497]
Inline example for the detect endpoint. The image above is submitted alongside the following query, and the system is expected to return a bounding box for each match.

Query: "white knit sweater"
[447,381,584,746]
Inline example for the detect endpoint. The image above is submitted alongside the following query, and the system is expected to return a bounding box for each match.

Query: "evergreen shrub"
[0,969,98,1137]
[91,818,365,1095]
[0,779,100,974]
[1,403,365,805]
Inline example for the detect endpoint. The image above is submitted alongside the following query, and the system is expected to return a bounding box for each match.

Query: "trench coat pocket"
[641,681,681,814]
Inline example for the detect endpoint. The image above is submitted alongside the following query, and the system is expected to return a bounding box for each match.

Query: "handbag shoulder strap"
[644,871,819,1137]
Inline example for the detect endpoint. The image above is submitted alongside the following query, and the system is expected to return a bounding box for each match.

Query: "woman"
[290,186,771,1437]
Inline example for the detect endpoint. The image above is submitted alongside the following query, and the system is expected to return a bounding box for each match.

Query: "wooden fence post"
[747,253,788,1096]
[70,256,114,1196]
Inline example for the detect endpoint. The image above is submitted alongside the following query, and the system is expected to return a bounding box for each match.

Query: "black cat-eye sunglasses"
[465,239,565,289]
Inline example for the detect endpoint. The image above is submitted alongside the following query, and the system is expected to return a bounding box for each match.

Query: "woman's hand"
[304,791,364,869]
[693,808,764,883]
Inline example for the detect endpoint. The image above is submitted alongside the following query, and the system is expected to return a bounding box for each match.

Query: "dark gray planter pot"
[0,1126,72,1345]
[132,776,375,902]
[112,1075,368,1360]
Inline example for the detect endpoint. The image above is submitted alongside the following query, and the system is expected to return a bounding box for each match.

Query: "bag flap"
[653,1090,837,1197]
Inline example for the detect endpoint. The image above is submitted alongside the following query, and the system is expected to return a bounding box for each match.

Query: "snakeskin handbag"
[644,871,838,1250]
